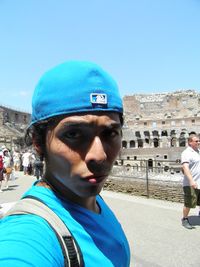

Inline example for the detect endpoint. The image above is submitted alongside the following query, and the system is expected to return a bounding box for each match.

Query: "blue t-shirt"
[0,184,130,267]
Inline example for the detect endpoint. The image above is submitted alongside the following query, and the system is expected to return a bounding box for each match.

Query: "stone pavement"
[1,172,200,266]
[0,171,36,204]
[102,191,200,267]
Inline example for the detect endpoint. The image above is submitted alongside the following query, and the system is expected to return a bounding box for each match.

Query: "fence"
[105,159,183,202]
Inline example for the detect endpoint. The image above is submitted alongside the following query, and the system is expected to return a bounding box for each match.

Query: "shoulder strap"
[3,197,84,267]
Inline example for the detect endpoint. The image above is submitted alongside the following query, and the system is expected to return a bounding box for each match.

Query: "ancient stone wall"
[104,178,183,203]
[123,90,200,120]
[121,90,200,162]
[0,105,31,127]
[0,105,31,150]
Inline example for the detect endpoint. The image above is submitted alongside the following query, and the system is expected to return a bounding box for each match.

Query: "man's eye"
[64,130,82,139]
[104,129,120,138]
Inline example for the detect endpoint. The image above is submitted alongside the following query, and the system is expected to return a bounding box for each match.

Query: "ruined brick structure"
[120,90,200,172]
[0,105,31,150]
[1,91,197,201]
[0,89,199,160]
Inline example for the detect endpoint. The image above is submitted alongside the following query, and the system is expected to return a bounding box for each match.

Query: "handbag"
[5,167,12,174]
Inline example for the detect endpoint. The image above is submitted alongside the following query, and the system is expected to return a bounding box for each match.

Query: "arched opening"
[135,131,141,138]
[144,131,150,137]
[170,130,176,137]
[138,139,143,148]
[148,159,153,170]
[179,132,186,147]
[152,130,159,137]
[161,130,168,137]
[171,137,177,147]
[122,140,127,148]
[130,140,135,148]
[144,131,150,145]
[153,138,159,148]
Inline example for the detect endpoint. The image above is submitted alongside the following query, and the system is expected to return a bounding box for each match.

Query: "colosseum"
[1,90,198,201]
[118,89,200,174]
[0,89,199,162]
[0,105,31,151]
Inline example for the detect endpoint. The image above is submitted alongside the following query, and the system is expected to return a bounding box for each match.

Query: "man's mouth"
[84,175,107,184]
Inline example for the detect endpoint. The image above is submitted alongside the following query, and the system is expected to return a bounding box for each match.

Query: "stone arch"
[130,140,135,148]
[171,137,177,147]
[153,138,159,147]
[189,131,196,135]
[170,129,176,137]
[144,131,150,145]
[135,131,141,138]
[161,130,168,137]
[148,159,153,169]
[138,139,143,148]
[144,130,150,137]
[122,140,127,148]
[179,132,186,147]
[152,130,159,137]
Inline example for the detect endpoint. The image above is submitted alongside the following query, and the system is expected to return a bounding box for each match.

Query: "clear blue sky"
[0,0,200,112]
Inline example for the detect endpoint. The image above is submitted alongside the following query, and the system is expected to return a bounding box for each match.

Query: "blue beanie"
[31,61,123,124]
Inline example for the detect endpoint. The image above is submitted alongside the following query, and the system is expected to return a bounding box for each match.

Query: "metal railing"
[111,159,182,198]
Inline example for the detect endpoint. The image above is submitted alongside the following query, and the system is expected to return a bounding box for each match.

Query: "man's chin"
[75,183,104,198]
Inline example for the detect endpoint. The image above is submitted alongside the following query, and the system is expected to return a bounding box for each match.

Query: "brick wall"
[104,177,184,203]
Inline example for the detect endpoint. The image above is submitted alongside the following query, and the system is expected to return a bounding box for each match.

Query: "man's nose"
[85,136,107,164]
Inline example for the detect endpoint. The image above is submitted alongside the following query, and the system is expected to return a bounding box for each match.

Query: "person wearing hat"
[0,61,130,266]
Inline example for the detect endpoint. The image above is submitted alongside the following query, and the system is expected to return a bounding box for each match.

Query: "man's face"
[189,136,200,150]
[45,112,122,199]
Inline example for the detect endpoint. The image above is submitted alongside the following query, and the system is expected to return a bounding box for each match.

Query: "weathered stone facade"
[0,105,31,150]
[0,89,199,162]
[120,90,200,170]
[0,91,198,202]
[104,178,184,203]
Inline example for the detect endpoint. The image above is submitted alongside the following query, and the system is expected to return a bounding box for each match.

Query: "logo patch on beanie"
[90,93,107,106]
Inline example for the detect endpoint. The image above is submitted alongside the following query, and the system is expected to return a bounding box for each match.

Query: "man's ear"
[32,136,42,155]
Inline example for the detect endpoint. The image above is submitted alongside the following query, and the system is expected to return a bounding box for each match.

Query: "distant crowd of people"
[0,146,44,192]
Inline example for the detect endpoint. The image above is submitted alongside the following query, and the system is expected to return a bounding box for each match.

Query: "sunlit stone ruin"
[0,105,31,151]
[115,89,200,176]
[0,90,200,177]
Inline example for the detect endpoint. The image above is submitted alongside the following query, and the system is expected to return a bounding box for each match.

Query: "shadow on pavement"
[2,185,19,192]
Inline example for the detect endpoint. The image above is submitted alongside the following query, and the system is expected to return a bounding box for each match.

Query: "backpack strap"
[3,197,84,267]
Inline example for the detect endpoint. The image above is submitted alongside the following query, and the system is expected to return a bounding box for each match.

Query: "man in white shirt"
[181,134,200,229]
[22,150,34,175]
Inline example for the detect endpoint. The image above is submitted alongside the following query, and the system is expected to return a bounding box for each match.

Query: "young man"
[181,134,200,229]
[0,61,130,266]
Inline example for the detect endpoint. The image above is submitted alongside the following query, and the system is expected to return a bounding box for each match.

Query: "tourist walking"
[22,150,33,175]
[2,149,12,190]
[12,150,21,171]
[0,60,130,266]
[181,134,200,229]
[0,155,4,192]
[33,154,44,180]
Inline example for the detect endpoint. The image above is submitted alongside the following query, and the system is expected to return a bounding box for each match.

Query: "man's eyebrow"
[60,121,121,128]
[60,121,88,127]
[105,122,121,129]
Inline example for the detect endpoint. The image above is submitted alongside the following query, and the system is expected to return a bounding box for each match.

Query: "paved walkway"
[0,171,36,204]
[1,172,200,266]
[103,191,200,267]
